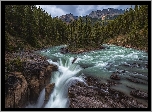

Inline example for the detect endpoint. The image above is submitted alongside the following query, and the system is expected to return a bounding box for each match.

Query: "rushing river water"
[26,44,148,108]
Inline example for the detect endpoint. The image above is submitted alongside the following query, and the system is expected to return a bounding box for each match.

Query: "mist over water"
[26,44,148,108]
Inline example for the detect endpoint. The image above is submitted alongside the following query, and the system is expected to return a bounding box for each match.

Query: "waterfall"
[44,57,84,108]
[26,57,85,108]
[25,88,45,108]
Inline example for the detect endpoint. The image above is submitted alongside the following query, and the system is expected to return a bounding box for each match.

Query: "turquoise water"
[28,44,148,108]
[40,44,148,83]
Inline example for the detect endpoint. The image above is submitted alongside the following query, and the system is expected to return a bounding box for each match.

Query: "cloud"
[97,5,120,9]
[55,5,78,14]
[76,5,96,16]
[36,5,67,17]
[36,5,133,17]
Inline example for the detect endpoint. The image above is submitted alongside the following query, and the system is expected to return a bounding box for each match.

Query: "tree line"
[5,5,148,52]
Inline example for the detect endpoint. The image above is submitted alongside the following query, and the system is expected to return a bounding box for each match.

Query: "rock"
[130,90,148,99]
[145,64,148,68]
[68,85,108,108]
[45,83,55,101]
[76,49,85,54]
[59,13,78,23]
[59,9,125,23]
[25,63,57,104]
[126,77,147,85]
[68,75,147,108]
[100,45,106,49]
[69,95,107,108]
[45,64,58,76]
[28,76,40,103]
[122,62,141,68]
[5,51,58,108]
[5,72,28,108]
[88,9,125,19]
[78,63,94,69]
[131,62,140,67]
[68,76,110,108]
[60,47,69,54]
[72,57,77,64]
[110,73,120,80]
[122,63,130,67]
[107,80,121,86]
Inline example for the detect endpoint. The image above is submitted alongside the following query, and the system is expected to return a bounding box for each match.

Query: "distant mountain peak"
[59,8,125,23]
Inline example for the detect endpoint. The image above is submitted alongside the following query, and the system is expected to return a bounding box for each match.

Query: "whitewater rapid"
[26,44,148,108]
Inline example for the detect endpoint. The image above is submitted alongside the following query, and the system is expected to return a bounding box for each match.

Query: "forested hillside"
[5,5,148,53]
[105,5,148,52]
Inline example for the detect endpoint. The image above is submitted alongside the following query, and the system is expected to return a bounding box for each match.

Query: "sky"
[36,5,134,17]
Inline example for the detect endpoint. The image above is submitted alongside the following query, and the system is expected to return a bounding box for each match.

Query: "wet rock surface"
[22,57,57,105]
[126,77,148,85]
[5,51,58,108]
[45,83,55,101]
[99,45,109,49]
[130,90,148,99]
[110,72,120,80]
[60,47,69,54]
[72,57,77,64]
[68,76,147,108]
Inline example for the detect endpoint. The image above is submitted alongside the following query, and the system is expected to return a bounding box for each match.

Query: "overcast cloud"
[36,5,133,17]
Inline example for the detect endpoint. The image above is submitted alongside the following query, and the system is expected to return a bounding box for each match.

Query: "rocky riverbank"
[5,51,58,108]
[60,45,110,54]
[56,45,148,108]
[68,75,148,108]
[60,44,148,55]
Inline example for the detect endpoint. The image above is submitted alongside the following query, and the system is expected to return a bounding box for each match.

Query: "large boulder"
[99,45,110,50]
[60,47,69,54]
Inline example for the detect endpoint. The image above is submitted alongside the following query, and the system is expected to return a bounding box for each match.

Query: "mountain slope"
[59,8,125,23]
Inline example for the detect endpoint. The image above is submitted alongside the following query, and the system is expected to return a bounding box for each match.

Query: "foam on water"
[28,44,148,108]
[44,57,84,108]
[96,62,108,67]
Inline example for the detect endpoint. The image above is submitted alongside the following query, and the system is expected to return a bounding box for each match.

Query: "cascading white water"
[26,57,85,108]
[44,57,84,108]
[26,88,45,108]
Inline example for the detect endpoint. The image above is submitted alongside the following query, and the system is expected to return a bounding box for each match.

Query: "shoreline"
[61,44,148,55]
[68,75,148,108]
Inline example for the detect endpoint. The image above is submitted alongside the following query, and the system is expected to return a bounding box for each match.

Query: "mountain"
[59,13,78,23]
[59,8,125,23]
[88,8,125,19]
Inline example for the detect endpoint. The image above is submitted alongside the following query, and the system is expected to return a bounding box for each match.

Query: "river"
[26,44,148,108]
